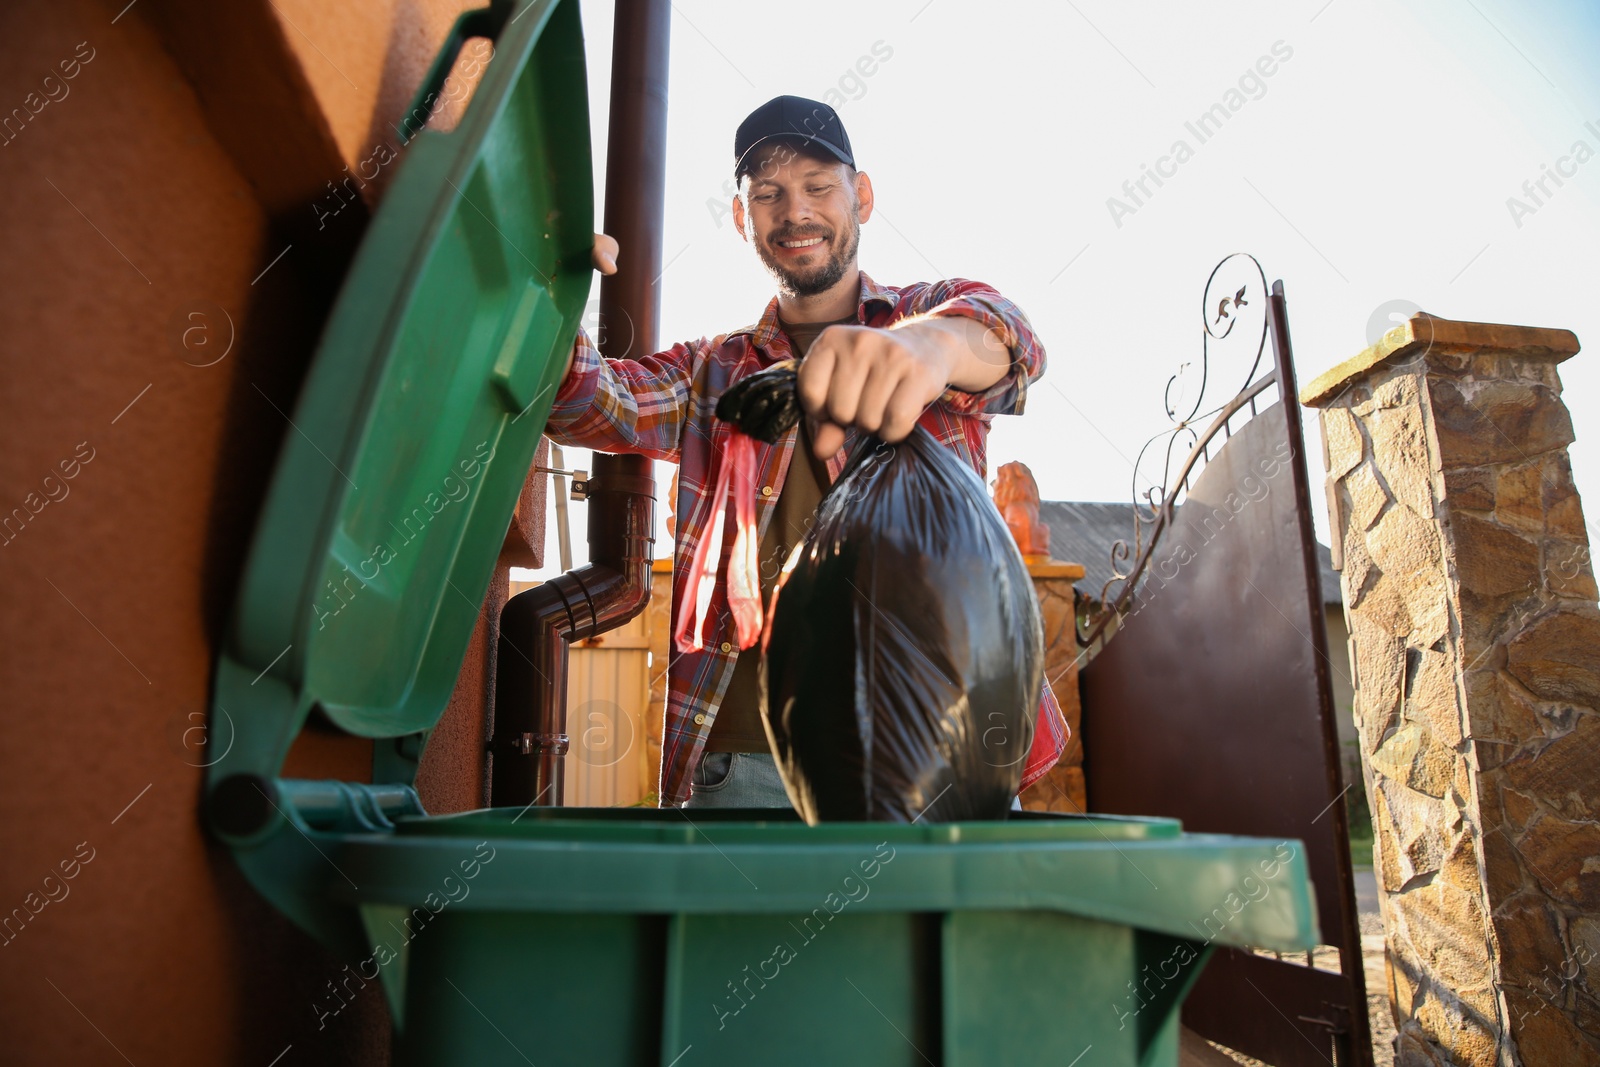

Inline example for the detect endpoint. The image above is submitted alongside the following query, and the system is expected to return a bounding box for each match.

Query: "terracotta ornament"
[992,461,1050,561]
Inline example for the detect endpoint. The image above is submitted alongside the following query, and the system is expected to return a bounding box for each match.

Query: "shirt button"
[761,485,773,497]
[693,713,707,726]
[719,641,732,653]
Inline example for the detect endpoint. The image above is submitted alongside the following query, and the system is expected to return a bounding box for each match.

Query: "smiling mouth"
[776,235,827,250]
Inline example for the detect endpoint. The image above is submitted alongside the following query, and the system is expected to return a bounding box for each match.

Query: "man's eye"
[754,193,778,203]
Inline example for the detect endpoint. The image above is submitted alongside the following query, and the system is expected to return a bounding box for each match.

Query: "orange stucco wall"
[0,1,526,1062]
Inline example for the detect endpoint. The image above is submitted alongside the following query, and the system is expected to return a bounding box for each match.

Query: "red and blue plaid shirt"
[547,271,1067,806]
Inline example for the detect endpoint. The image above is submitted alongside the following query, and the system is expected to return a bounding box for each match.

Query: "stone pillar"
[1302,313,1597,1066]
[1020,561,1088,814]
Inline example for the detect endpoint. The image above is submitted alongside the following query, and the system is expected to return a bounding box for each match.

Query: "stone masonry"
[1020,562,1089,814]
[1303,314,1597,1066]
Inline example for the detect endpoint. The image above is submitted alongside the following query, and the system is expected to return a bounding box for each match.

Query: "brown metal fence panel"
[1079,286,1373,1065]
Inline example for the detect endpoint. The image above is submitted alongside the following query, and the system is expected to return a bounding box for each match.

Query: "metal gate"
[1077,258,1372,1065]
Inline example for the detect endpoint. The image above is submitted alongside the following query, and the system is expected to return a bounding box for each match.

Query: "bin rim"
[326,824,1321,954]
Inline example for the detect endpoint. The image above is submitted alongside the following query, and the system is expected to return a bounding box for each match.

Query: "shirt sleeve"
[543,327,708,462]
[893,279,1047,417]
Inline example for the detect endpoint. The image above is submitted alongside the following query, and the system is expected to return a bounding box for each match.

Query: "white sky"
[517,0,1600,580]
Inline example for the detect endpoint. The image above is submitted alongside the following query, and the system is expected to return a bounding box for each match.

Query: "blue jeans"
[683,751,793,809]
[682,751,1024,812]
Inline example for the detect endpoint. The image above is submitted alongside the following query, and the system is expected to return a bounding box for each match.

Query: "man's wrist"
[895,316,1006,393]
[892,319,959,384]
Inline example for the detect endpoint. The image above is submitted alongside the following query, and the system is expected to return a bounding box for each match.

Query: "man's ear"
[732,193,748,241]
[854,170,874,224]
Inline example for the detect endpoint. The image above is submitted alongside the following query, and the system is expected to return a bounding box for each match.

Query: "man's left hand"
[796,317,1010,459]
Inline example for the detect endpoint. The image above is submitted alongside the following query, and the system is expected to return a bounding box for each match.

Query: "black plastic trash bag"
[717,363,1042,823]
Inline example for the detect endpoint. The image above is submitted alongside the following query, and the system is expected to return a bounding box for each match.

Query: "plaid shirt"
[547,271,1067,806]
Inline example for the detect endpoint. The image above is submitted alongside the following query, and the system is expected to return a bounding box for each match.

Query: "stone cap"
[1027,559,1086,580]
[1301,312,1580,407]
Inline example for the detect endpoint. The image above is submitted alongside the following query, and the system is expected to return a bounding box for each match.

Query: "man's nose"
[781,190,818,225]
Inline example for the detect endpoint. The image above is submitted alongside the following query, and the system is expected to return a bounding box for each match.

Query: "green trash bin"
[203,2,1320,1065]
[344,809,1316,1067]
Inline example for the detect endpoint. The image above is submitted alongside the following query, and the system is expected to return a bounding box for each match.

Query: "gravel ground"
[1358,865,1396,1067]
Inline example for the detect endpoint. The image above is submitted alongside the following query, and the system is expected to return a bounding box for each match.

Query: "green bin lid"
[207,0,591,789]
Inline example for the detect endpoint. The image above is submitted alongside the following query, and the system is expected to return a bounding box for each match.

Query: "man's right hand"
[561,234,619,381]
[592,233,618,275]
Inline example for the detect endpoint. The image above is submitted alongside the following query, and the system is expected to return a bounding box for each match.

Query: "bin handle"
[395,0,514,145]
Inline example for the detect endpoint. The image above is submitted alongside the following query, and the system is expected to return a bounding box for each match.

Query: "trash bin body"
[328,809,1316,1067]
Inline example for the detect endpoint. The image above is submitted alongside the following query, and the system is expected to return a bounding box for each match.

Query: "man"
[548,95,1066,809]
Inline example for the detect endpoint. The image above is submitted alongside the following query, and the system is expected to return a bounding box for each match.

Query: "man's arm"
[542,234,694,460]
[555,232,619,382]
[797,280,1045,459]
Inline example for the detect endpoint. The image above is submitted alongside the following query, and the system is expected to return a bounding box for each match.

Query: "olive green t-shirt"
[706,314,852,752]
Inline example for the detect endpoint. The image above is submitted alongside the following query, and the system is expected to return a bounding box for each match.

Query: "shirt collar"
[731,271,898,349]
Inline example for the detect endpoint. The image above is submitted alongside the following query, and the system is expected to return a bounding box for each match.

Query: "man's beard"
[757,215,860,298]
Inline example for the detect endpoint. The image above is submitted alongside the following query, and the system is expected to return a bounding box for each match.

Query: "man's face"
[734,142,872,298]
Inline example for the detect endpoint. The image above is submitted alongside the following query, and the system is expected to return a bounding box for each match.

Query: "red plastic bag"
[674,432,763,653]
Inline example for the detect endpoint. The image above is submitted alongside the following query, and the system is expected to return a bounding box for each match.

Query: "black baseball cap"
[733,95,855,177]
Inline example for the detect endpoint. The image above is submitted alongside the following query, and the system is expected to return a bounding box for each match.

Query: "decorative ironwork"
[1076,253,1279,649]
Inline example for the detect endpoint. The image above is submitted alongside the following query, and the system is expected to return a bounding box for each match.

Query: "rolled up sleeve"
[544,327,705,461]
